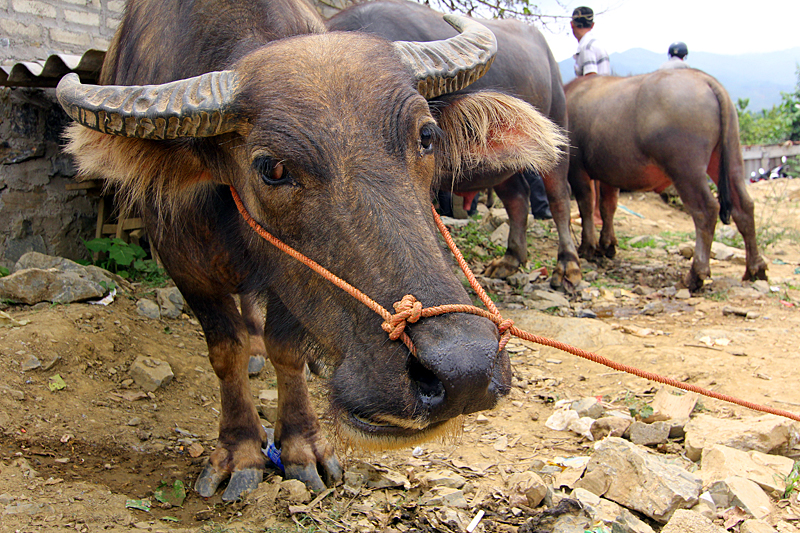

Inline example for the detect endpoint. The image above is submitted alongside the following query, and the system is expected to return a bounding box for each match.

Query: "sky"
[529,0,800,62]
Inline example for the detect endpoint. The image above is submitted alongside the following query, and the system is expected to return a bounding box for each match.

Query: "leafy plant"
[0,266,8,277]
[782,461,800,499]
[82,237,168,284]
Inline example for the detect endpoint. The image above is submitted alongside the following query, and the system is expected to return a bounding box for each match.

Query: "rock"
[129,356,174,392]
[571,397,605,419]
[546,409,579,431]
[700,444,795,494]
[13,252,118,287]
[574,437,701,523]
[707,477,773,519]
[675,288,691,299]
[642,301,664,315]
[660,509,727,533]
[0,268,106,305]
[530,289,570,309]
[518,498,592,533]
[752,280,770,294]
[740,519,779,533]
[591,416,632,440]
[507,272,529,288]
[20,354,41,371]
[508,471,548,508]
[417,471,467,490]
[645,389,699,423]
[136,299,161,319]
[691,491,717,520]
[628,421,671,446]
[347,461,409,490]
[576,308,597,318]
[278,479,310,503]
[489,222,509,246]
[420,487,468,508]
[684,414,799,462]
[156,287,185,319]
[678,242,695,258]
[571,488,655,533]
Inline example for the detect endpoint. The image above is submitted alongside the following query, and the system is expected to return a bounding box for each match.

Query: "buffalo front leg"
[484,173,529,278]
[597,183,620,258]
[264,294,342,492]
[544,157,582,292]
[572,171,600,260]
[239,293,268,375]
[190,295,267,501]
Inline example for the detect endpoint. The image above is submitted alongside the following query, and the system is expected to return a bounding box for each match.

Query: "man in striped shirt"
[571,6,610,77]
[571,6,610,225]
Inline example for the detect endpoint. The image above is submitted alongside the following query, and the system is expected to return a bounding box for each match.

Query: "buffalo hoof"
[484,255,521,279]
[684,270,706,293]
[742,260,768,282]
[195,462,228,498]
[577,243,599,261]
[550,261,581,294]
[248,355,266,375]
[599,243,616,259]
[222,468,263,502]
[284,453,343,493]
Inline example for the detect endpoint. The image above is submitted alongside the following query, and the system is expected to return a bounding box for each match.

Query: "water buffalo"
[327,0,580,290]
[57,0,564,501]
[564,69,768,291]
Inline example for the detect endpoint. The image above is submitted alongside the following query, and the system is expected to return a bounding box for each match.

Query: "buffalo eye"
[253,157,293,186]
[420,125,435,154]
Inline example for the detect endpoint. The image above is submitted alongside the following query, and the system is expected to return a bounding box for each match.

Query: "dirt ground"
[1,179,800,532]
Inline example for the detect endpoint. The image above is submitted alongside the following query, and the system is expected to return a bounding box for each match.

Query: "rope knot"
[381,295,423,341]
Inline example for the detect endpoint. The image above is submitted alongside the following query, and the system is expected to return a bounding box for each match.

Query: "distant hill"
[559,47,800,111]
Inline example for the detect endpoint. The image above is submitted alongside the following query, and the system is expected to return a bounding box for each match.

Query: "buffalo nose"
[409,314,511,422]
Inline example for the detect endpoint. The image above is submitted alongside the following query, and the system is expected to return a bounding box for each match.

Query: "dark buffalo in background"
[327,0,581,291]
[564,69,769,291]
[57,0,565,501]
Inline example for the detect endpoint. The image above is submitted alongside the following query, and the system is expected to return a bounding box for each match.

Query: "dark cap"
[572,6,594,28]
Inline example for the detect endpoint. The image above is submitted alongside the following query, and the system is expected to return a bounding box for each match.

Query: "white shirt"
[574,30,611,76]
[659,57,690,70]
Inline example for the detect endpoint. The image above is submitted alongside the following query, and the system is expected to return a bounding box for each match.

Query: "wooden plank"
[65,180,102,191]
[102,217,145,235]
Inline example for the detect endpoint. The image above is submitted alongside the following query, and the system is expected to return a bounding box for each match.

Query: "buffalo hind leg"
[725,168,768,281]
[484,173,529,278]
[544,157,582,292]
[597,183,620,258]
[264,292,342,492]
[190,295,267,501]
[671,173,719,291]
[239,293,268,375]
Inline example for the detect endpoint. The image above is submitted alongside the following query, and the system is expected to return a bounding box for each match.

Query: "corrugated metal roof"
[1,50,106,88]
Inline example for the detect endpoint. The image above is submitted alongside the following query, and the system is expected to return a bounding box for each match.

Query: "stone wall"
[0,87,96,269]
[0,0,123,63]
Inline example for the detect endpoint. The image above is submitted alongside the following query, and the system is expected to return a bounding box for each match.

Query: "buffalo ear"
[431,91,566,179]
[64,124,215,215]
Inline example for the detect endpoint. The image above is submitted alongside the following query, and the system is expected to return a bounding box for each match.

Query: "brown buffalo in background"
[57,0,564,502]
[327,0,580,290]
[565,69,768,291]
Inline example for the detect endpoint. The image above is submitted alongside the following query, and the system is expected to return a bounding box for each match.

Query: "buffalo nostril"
[407,355,445,409]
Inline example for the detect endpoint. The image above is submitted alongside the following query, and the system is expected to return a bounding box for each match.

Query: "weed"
[782,461,800,499]
[81,237,169,285]
[449,221,505,264]
[623,392,654,420]
[0,266,8,277]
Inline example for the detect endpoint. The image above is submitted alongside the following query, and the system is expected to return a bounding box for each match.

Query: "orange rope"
[230,186,800,423]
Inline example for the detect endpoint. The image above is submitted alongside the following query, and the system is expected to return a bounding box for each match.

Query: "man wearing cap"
[660,41,690,69]
[571,6,610,225]
[571,6,610,77]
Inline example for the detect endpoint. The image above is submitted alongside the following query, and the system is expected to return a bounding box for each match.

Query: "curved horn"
[393,14,497,100]
[56,71,240,139]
